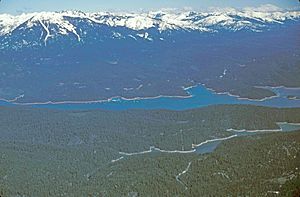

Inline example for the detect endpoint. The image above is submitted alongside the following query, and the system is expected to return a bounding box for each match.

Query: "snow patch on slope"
[0,12,81,43]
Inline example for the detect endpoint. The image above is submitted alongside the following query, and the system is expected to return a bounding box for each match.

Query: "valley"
[0,9,300,104]
[0,5,300,196]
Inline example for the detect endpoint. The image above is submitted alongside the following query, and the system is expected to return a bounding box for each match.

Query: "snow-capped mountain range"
[0,5,299,103]
[0,6,299,46]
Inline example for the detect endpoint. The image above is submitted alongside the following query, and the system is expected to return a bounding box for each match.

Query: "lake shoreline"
[0,84,299,110]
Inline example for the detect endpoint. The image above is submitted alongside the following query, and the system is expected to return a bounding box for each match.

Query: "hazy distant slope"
[0,7,299,103]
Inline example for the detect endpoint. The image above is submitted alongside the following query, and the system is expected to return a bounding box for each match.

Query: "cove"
[1,85,300,110]
[195,122,300,154]
[113,122,300,159]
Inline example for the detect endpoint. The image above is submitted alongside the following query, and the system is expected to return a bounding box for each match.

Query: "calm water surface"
[0,85,300,110]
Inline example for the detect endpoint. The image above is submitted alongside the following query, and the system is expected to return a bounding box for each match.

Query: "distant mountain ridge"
[0,5,299,103]
[0,7,299,47]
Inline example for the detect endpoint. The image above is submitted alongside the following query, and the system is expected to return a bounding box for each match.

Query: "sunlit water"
[1,85,299,110]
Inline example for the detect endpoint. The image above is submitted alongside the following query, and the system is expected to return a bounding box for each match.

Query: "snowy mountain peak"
[1,7,299,33]
[0,6,299,47]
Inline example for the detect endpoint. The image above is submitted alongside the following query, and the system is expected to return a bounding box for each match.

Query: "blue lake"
[195,122,300,154]
[0,85,300,110]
